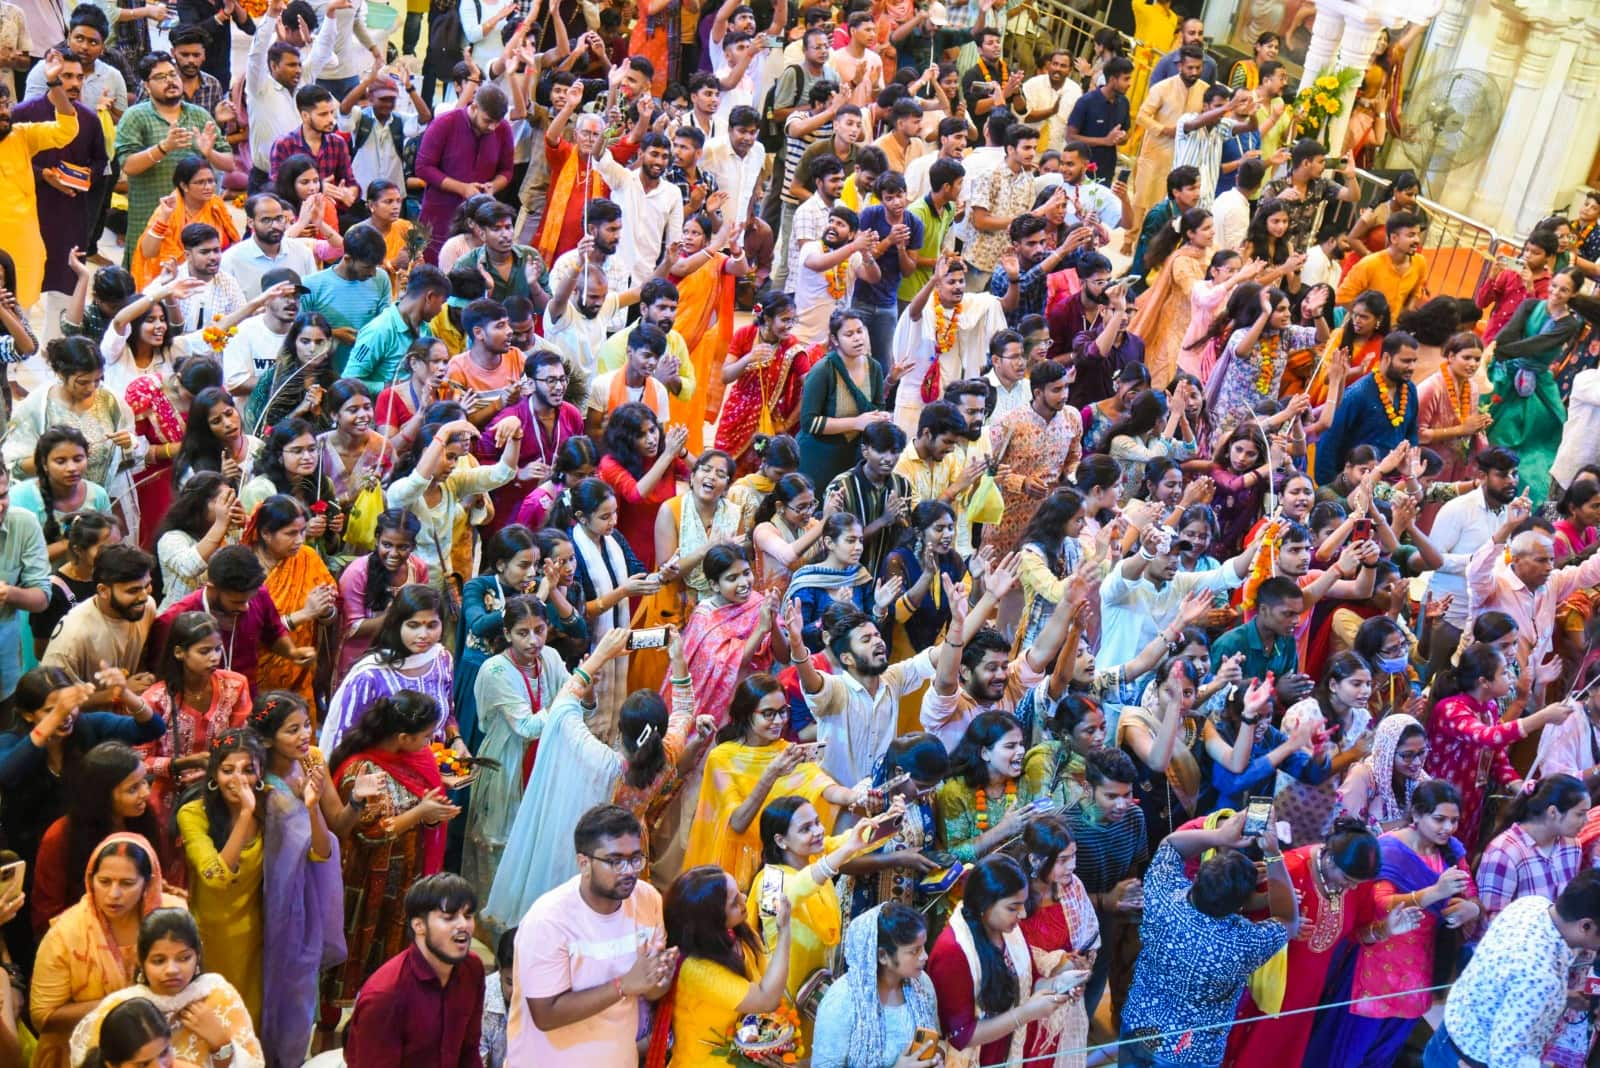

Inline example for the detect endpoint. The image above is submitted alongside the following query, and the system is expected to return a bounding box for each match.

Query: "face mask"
[1375,653,1409,675]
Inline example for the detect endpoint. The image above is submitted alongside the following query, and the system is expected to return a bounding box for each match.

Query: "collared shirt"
[919,660,1043,753]
[345,304,432,394]
[785,192,832,294]
[1440,895,1574,1068]
[1210,618,1298,680]
[0,508,49,626]
[1149,48,1217,84]
[802,650,937,784]
[1311,373,1419,484]
[1066,88,1129,184]
[174,268,245,345]
[1467,538,1600,686]
[781,109,834,207]
[1172,115,1238,210]
[1262,174,1344,248]
[1054,176,1123,230]
[1097,564,1243,671]
[26,59,127,114]
[132,69,225,112]
[1021,73,1081,152]
[1427,487,1508,629]
[702,137,766,233]
[965,162,1035,273]
[662,163,718,209]
[220,236,318,299]
[900,193,957,301]
[1476,823,1582,925]
[988,246,1093,325]
[349,105,422,192]
[269,126,357,187]
[245,10,337,172]
[595,150,685,288]
[1213,186,1252,251]
[345,943,486,1068]
[985,369,1029,420]
[1122,843,1288,1065]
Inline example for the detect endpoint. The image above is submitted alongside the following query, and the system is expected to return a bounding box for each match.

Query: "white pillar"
[1469,14,1567,230]
[1327,16,1386,160]
[1436,7,1524,213]
[1555,21,1600,206]
[1297,9,1346,93]
[1409,0,1474,90]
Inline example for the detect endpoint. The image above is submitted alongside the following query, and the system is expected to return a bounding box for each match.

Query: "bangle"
[613,975,624,999]
[573,666,594,686]
[669,674,691,687]
[1239,714,1261,725]
[790,653,810,665]
[28,728,46,747]
[1262,852,1284,864]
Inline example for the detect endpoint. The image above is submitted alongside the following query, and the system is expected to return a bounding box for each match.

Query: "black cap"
[260,267,309,294]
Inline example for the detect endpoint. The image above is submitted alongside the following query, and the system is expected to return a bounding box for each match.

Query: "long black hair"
[619,687,671,790]
[1021,813,1075,913]
[171,727,265,851]
[601,402,664,479]
[257,417,323,501]
[257,312,336,429]
[1491,773,1589,842]
[947,711,1023,789]
[82,997,172,1068]
[664,865,764,978]
[67,741,161,884]
[759,795,811,866]
[157,471,229,543]
[328,690,441,771]
[367,584,443,667]
[550,476,616,533]
[362,509,422,616]
[751,472,817,528]
[1101,389,1168,454]
[33,425,93,544]
[1018,487,1085,576]
[1336,290,1392,353]
[717,673,785,745]
[1324,815,1381,880]
[155,611,222,760]
[960,855,1028,1015]
[135,907,204,982]
[173,388,244,487]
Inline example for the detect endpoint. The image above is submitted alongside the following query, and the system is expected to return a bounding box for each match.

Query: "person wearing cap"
[221,267,306,403]
[220,193,318,299]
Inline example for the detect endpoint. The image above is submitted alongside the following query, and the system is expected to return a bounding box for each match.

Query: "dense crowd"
[3,0,1600,1066]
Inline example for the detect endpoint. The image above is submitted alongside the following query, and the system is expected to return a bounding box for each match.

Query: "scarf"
[55,833,178,1006]
[839,905,940,1068]
[536,144,606,263]
[948,910,1033,1068]
[1378,832,1462,918]
[679,495,740,598]
[607,367,671,422]
[1356,713,1428,829]
[68,974,233,1068]
[573,521,632,733]
[335,746,447,873]
[1028,878,1100,1068]
[786,562,873,599]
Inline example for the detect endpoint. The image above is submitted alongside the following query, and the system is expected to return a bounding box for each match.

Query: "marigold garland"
[974,778,1017,831]
[201,314,236,355]
[1374,370,1408,427]
[824,259,849,300]
[1441,367,1473,424]
[1253,332,1283,396]
[933,296,962,354]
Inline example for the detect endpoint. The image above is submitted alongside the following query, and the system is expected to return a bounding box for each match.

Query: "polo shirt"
[301,266,395,372]
[1066,87,1130,185]
[899,194,957,302]
[345,304,433,395]
[150,587,289,694]
[1209,619,1298,680]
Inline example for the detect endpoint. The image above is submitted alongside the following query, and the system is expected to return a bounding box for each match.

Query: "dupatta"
[715,330,812,462]
[535,144,606,264]
[334,746,448,874]
[946,910,1034,1068]
[1377,832,1461,917]
[130,197,240,288]
[674,252,735,441]
[669,595,770,728]
[683,741,839,892]
[837,905,940,1068]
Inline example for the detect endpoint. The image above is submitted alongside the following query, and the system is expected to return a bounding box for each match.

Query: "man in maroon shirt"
[146,545,314,693]
[345,872,485,1067]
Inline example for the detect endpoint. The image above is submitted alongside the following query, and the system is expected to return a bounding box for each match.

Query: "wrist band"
[669,675,691,687]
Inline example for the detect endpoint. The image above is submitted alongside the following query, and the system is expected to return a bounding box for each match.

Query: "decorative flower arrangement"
[1292,67,1363,145]
[933,297,961,355]
[239,0,267,17]
[201,314,236,355]
[430,742,468,778]
[709,1007,804,1067]
[824,259,850,300]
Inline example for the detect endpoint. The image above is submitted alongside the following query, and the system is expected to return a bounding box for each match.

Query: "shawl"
[1118,691,1201,817]
[318,646,455,753]
[131,196,240,288]
[674,250,735,433]
[1029,878,1100,1068]
[715,329,813,462]
[1129,244,1204,388]
[69,976,264,1068]
[572,522,632,726]
[1355,713,1428,828]
[670,594,770,728]
[677,494,741,599]
[259,764,345,1068]
[1378,832,1462,919]
[684,741,840,892]
[948,908,1033,1068]
[839,905,940,1068]
[335,745,448,874]
[535,143,606,263]
[786,562,873,599]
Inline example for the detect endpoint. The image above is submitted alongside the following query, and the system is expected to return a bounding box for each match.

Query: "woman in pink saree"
[651,544,776,883]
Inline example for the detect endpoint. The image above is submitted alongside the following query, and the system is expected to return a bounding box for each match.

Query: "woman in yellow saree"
[671,206,752,448]
[131,158,240,289]
[681,674,864,893]
[246,495,338,704]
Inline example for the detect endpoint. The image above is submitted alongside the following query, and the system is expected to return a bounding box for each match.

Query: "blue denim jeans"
[1422,1022,1481,1068]
[860,302,898,375]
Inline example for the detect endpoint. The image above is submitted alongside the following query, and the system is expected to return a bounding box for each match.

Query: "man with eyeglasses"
[221,193,317,298]
[475,348,584,536]
[506,804,674,1067]
[984,329,1029,420]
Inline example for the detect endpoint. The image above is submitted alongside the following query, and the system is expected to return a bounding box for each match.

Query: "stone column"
[1324,15,1386,158]
[1469,13,1567,230]
[1436,6,1525,213]
[1408,0,1474,89]
[1554,19,1600,207]
[1297,8,1346,93]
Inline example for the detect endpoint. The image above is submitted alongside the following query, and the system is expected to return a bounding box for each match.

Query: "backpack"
[758,63,803,155]
[352,109,408,156]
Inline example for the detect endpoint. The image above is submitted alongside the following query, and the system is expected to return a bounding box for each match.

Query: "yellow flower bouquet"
[1292,66,1364,144]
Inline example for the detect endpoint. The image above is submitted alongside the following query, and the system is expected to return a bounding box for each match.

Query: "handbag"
[344,477,385,552]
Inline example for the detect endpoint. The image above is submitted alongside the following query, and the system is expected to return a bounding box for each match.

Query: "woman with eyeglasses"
[750,473,834,596]
[239,419,345,561]
[1338,713,1428,833]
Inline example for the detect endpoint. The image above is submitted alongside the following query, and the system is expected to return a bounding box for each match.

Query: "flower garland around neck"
[934,295,962,355]
[1575,218,1597,251]
[974,778,1017,831]
[825,258,850,300]
[1374,369,1408,427]
[1252,331,1284,396]
[976,55,1008,86]
[1441,366,1473,424]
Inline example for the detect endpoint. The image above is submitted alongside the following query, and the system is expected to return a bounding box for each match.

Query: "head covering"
[1358,713,1427,827]
[62,832,180,998]
[840,905,939,1068]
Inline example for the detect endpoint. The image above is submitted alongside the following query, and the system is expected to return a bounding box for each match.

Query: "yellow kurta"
[0,104,79,307]
[672,948,760,1068]
[176,798,265,1023]
[752,859,841,1048]
[1131,75,1208,217]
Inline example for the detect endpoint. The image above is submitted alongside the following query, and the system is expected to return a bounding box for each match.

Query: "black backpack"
[758,63,803,155]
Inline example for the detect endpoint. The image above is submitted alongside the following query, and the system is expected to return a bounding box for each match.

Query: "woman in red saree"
[125,356,209,552]
[713,293,816,472]
[670,208,751,449]
[1020,816,1099,1068]
[322,690,456,1014]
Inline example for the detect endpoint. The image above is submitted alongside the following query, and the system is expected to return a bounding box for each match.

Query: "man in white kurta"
[1020,50,1081,153]
[792,208,882,346]
[891,256,1007,435]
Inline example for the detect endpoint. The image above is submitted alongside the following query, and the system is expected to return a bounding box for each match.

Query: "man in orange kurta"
[537,80,638,265]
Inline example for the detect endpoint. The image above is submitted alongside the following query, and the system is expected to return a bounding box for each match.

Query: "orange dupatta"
[673,252,735,448]
[131,196,241,288]
[536,142,607,264]
[254,545,337,702]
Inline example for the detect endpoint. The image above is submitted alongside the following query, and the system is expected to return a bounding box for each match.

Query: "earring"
[206,780,218,792]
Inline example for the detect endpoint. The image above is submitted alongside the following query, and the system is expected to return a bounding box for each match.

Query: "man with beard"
[702,105,773,283]
[942,378,1000,555]
[1338,209,1430,314]
[1048,253,1144,409]
[1314,330,1421,486]
[595,125,683,292]
[170,222,245,342]
[457,201,544,303]
[222,265,303,401]
[345,873,487,1065]
[990,210,1096,326]
[476,349,584,535]
[1150,17,1217,84]
[985,359,1082,558]
[42,543,158,684]
[1128,45,1207,240]
[507,805,673,1065]
[15,49,105,332]
[1425,446,1520,674]
[892,254,1006,436]
[543,199,652,394]
[537,81,634,269]
[1046,141,1121,235]
[345,263,451,393]
[221,193,317,298]
[115,50,234,269]
[0,466,50,698]
[792,204,879,347]
[595,277,695,425]
[300,223,391,371]
[268,84,357,207]
[417,81,514,262]
[893,400,987,525]
[1021,49,1080,153]
[245,0,331,194]
[162,26,226,111]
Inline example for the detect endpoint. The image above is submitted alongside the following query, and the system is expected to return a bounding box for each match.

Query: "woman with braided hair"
[13,426,111,565]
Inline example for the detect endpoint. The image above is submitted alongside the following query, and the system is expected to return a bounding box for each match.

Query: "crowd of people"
[3,0,1600,1066]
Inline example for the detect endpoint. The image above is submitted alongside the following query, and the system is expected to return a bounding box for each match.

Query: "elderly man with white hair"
[1465,497,1600,689]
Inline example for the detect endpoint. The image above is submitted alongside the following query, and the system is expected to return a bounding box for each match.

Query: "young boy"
[1476,228,1557,339]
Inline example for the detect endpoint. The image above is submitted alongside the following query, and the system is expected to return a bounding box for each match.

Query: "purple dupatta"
[1377,832,1463,919]
[260,779,346,1068]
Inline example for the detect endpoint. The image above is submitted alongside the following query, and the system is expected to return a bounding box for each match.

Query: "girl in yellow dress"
[175,729,265,1023]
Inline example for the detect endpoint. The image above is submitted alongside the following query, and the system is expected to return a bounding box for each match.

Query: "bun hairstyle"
[619,688,671,789]
[1323,816,1381,881]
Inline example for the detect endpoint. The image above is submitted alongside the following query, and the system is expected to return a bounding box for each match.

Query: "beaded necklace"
[1374,370,1408,427]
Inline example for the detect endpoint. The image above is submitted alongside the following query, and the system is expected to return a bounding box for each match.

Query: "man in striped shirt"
[1171,82,1256,210]
[1065,748,1147,1030]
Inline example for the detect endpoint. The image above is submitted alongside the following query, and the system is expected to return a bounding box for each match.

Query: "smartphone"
[866,810,905,843]
[795,741,828,764]
[1244,795,1274,836]
[627,626,668,651]
[758,871,783,917]
[1352,517,1374,542]
[1114,164,1132,185]
[951,235,965,255]
[910,1027,942,1061]
[0,861,23,904]
[1042,968,1092,995]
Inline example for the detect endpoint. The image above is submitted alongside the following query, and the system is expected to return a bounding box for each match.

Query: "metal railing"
[1350,168,1508,301]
